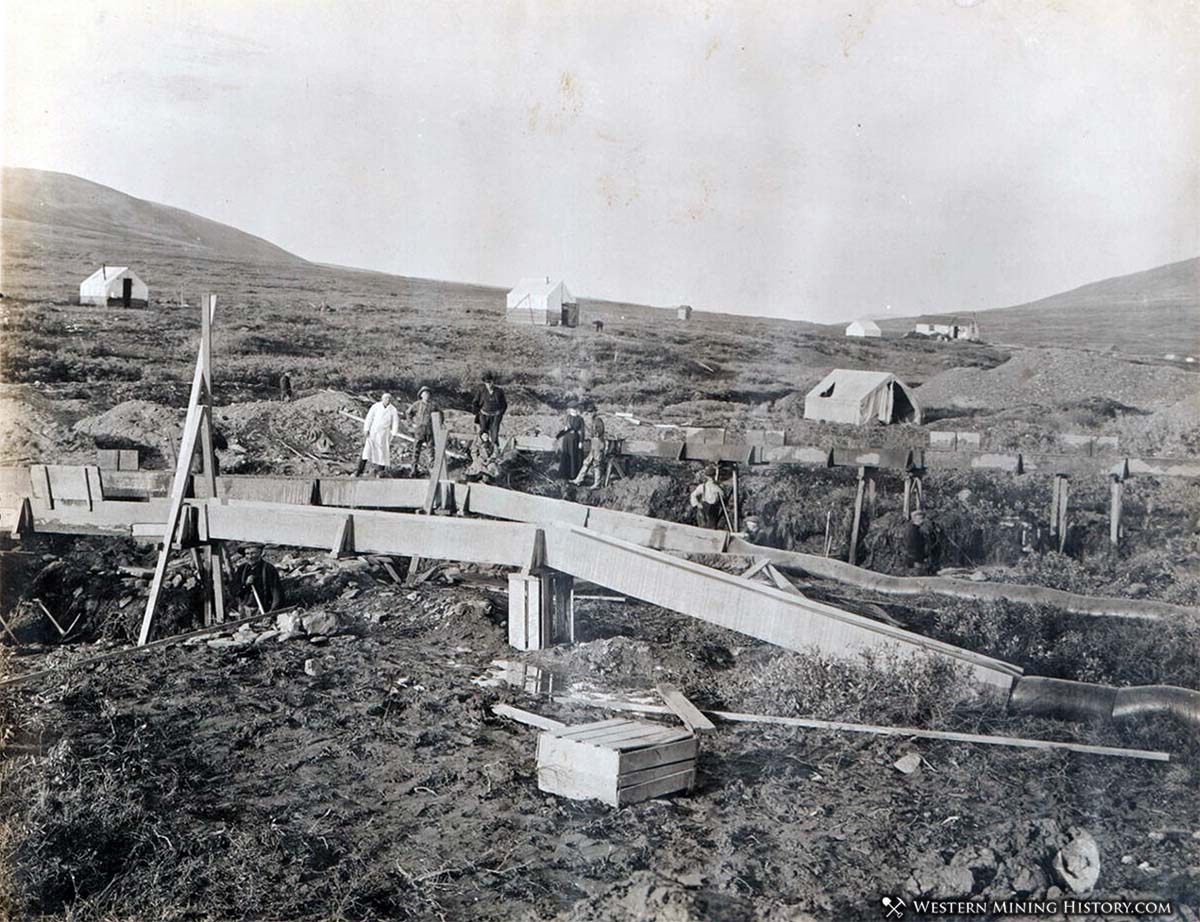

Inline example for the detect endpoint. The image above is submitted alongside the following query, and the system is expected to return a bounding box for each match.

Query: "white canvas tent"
[506,277,578,326]
[803,369,922,425]
[79,266,148,307]
[845,320,882,338]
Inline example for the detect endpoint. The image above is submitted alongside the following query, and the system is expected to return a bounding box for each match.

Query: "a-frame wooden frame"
[137,295,226,645]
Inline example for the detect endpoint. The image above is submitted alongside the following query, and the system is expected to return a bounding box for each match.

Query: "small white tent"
[79,266,148,308]
[845,320,882,338]
[506,277,578,326]
[803,369,922,425]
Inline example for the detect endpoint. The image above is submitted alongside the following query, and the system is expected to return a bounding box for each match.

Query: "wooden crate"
[536,718,697,807]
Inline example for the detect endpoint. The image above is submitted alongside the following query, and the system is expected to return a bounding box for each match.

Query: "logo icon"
[881,895,906,919]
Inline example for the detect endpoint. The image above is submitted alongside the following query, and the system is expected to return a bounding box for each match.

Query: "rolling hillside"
[878,258,1199,355]
[1,167,302,266]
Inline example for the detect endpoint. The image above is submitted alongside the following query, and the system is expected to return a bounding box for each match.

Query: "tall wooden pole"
[1056,475,1070,553]
[197,295,226,624]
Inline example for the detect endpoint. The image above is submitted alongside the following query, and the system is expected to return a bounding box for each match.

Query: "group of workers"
[231,373,947,617]
[353,372,510,483]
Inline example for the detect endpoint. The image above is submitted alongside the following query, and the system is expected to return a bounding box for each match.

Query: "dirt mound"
[917,348,1195,411]
[72,400,184,465]
[0,385,93,464]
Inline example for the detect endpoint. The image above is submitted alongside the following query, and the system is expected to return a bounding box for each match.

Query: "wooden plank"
[543,525,1021,691]
[766,563,803,596]
[585,505,727,554]
[97,449,121,470]
[202,501,540,567]
[573,699,1170,762]
[507,572,546,651]
[467,482,590,526]
[491,704,566,732]
[317,477,427,509]
[615,767,695,806]
[617,760,696,789]
[96,469,174,500]
[1123,457,1200,479]
[832,447,915,470]
[619,737,699,772]
[680,442,754,464]
[215,476,317,505]
[118,449,140,470]
[657,683,716,733]
[31,499,172,536]
[45,465,91,502]
[555,718,641,741]
[29,465,52,508]
[423,411,448,515]
[760,446,832,466]
[0,467,33,500]
[623,439,685,460]
[576,723,684,748]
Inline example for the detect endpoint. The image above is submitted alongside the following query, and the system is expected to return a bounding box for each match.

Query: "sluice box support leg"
[508,570,574,651]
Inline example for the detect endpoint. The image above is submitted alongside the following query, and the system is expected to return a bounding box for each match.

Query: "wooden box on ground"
[536,718,697,807]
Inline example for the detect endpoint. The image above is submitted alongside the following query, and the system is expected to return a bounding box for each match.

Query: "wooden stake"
[731,465,739,533]
[848,466,867,564]
[1057,475,1070,553]
[197,295,226,624]
[408,412,448,586]
[903,473,913,518]
[1049,475,1061,541]
[1109,475,1123,547]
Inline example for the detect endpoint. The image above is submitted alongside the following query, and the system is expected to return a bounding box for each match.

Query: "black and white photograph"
[0,2,1197,919]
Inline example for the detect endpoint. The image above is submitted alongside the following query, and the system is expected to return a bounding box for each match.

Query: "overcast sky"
[2,1,1197,321]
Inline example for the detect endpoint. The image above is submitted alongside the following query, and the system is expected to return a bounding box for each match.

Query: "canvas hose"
[1008,676,1200,730]
[725,538,1198,623]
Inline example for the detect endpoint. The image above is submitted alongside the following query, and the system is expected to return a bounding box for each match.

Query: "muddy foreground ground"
[2,566,1197,921]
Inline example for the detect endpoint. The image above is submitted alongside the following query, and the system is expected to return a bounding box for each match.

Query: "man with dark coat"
[232,545,284,613]
[904,509,942,575]
[471,372,507,443]
[406,386,436,476]
[555,407,586,481]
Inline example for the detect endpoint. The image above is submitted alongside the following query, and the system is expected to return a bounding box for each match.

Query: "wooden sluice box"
[536,717,697,807]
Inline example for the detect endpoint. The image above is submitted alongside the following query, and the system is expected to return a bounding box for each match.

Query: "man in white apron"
[355,393,401,476]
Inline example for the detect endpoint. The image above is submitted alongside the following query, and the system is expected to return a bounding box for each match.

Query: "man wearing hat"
[406,386,436,476]
[471,371,507,443]
[572,408,607,487]
[689,467,726,530]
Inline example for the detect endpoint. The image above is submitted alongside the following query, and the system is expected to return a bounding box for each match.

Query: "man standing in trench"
[690,467,726,530]
[232,545,284,613]
[472,372,507,443]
